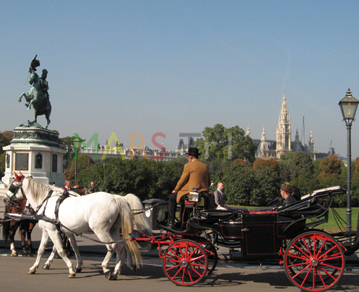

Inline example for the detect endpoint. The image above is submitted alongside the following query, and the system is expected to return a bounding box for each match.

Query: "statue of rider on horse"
[18,55,52,129]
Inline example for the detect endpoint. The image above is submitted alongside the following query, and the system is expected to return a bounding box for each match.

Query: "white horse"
[40,193,152,274]
[4,176,142,279]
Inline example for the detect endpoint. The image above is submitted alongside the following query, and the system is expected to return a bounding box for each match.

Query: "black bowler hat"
[186,147,200,157]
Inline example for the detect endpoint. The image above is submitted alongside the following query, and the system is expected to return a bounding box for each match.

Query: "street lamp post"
[339,88,359,232]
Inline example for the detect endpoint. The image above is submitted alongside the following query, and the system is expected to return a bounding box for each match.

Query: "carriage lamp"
[339,88,359,232]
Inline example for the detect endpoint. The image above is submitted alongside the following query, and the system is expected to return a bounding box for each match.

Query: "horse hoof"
[107,274,117,280]
[28,270,36,275]
[68,273,76,278]
[133,267,140,273]
[76,267,82,273]
[11,252,18,257]
[43,264,50,270]
[104,271,111,279]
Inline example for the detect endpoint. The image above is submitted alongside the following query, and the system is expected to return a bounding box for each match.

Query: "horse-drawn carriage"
[3,174,359,292]
[134,185,357,291]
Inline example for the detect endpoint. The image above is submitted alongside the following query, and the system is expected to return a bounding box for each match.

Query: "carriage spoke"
[163,240,208,286]
[285,231,345,291]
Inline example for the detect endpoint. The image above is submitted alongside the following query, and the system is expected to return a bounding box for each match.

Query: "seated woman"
[280,183,298,207]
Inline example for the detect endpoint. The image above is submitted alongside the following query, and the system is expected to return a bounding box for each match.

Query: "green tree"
[317,154,346,206]
[156,159,186,198]
[278,152,297,182]
[292,153,318,194]
[253,158,280,173]
[221,159,253,205]
[64,153,94,182]
[251,158,280,205]
[0,131,13,154]
[251,167,280,206]
[195,124,256,163]
[60,136,74,169]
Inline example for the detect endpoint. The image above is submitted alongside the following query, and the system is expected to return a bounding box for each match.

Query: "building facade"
[250,95,332,160]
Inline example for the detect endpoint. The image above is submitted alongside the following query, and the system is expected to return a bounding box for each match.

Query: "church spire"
[276,94,292,157]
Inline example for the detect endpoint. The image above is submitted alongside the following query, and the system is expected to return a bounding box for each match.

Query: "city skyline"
[1,1,359,158]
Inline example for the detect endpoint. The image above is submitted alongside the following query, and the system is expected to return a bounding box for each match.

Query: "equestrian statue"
[18,55,52,129]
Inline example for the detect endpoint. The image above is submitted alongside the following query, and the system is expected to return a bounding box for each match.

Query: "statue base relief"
[1,125,66,188]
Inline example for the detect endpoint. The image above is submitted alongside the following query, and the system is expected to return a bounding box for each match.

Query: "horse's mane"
[26,177,52,200]
[51,186,80,197]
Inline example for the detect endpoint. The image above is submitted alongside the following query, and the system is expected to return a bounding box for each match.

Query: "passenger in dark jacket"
[280,183,298,207]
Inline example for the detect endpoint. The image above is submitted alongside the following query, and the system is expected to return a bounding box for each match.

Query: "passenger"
[63,179,71,191]
[167,147,211,228]
[280,183,298,207]
[86,181,97,194]
[213,182,229,210]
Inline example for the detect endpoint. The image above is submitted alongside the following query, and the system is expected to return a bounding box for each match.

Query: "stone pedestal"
[1,127,66,188]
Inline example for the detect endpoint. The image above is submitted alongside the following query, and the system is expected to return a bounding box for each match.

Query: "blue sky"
[1,1,359,158]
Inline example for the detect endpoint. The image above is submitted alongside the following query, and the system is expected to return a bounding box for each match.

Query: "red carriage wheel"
[162,239,208,286]
[284,231,345,291]
[201,241,218,275]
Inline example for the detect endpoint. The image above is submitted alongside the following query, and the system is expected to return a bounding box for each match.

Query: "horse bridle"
[6,180,39,214]
[6,182,27,206]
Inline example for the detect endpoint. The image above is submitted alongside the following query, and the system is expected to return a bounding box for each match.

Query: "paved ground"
[1,192,359,291]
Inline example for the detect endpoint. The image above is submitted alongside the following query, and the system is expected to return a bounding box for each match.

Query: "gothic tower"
[276,95,291,158]
[260,128,269,156]
[308,131,315,153]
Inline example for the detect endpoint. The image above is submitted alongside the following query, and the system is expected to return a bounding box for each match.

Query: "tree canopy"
[195,124,256,163]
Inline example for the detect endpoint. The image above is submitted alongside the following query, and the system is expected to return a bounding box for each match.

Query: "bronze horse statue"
[18,55,51,129]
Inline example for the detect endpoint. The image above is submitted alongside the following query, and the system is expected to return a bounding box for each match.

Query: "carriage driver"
[167,147,211,228]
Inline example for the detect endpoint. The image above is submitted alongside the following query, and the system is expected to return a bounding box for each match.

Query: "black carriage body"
[196,186,347,259]
[206,210,305,259]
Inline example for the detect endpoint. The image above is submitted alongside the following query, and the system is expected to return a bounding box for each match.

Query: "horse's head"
[29,72,39,85]
[3,171,26,205]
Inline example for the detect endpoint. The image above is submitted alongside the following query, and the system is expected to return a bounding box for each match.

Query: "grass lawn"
[320,207,358,233]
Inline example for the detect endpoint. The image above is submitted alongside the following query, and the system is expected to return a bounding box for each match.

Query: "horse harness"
[7,182,133,244]
[7,183,67,231]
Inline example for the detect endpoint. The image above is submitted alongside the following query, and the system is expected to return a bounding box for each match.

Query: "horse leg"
[103,228,131,280]
[100,243,116,279]
[31,111,37,124]
[113,242,128,278]
[27,95,38,110]
[29,230,50,274]
[43,245,57,270]
[27,221,37,255]
[18,93,26,103]
[67,234,83,273]
[92,226,119,279]
[46,230,76,278]
[9,222,18,257]
[45,113,51,129]
[20,222,28,256]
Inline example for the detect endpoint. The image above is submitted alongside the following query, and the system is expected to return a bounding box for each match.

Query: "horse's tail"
[115,196,142,270]
[123,194,152,235]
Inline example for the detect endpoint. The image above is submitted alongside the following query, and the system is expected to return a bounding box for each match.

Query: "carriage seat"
[181,191,216,210]
[200,208,248,220]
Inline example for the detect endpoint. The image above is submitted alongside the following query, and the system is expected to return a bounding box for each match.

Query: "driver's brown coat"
[174,159,211,203]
